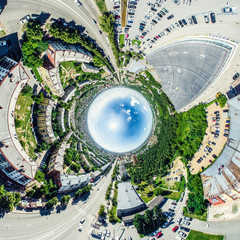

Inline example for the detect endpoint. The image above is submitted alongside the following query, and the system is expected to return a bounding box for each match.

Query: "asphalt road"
[0,0,116,70]
[0,161,116,240]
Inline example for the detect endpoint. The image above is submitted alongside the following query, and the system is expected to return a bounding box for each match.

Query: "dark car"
[167,14,174,20]
[214,111,219,114]
[212,142,216,145]
[157,12,163,18]
[113,5,120,9]
[128,12,135,15]
[129,5,136,9]
[213,154,217,159]
[233,72,240,80]
[210,12,216,23]
[152,19,158,24]
[215,101,219,106]
[180,227,190,232]
[178,20,184,27]
[192,15,198,24]
[182,19,187,25]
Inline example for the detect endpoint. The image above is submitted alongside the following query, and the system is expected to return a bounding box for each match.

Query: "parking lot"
[190,102,229,174]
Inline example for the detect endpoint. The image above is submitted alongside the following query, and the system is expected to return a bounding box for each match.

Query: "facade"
[57,107,66,133]
[117,182,146,218]
[36,98,56,144]
[40,42,93,97]
[62,85,76,103]
[201,95,240,205]
[81,62,99,73]
[0,57,38,186]
[47,131,90,193]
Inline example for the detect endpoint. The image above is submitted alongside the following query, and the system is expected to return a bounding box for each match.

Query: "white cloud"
[130,96,140,106]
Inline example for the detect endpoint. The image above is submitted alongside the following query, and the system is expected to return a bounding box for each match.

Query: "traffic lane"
[0,169,114,240]
[1,0,115,67]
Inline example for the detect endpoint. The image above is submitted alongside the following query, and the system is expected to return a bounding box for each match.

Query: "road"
[0,161,116,240]
[0,0,117,70]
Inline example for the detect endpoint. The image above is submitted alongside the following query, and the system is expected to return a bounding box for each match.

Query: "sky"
[87,87,153,153]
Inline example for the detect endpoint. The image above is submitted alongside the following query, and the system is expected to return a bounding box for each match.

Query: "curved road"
[0,0,116,69]
[0,161,116,240]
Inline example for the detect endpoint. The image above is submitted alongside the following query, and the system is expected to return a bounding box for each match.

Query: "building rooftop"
[0,60,38,180]
[146,37,235,111]
[117,182,145,210]
[60,174,90,188]
[201,95,240,199]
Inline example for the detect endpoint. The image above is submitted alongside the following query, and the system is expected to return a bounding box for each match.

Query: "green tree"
[60,195,71,205]
[144,209,153,225]
[98,204,106,218]
[217,94,227,108]
[133,213,145,234]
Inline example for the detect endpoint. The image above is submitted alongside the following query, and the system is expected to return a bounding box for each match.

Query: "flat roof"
[117,182,145,210]
[201,95,240,199]
[0,62,38,180]
[146,37,234,111]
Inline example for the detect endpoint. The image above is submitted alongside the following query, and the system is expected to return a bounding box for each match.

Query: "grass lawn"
[183,207,207,221]
[136,182,155,203]
[32,67,43,83]
[15,91,37,159]
[95,0,108,14]
[132,39,141,46]
[119,34,125,46]
[186,230,224,240]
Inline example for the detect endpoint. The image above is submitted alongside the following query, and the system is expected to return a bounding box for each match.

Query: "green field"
[183,207,207,221]
[32,67,43,83]
[15,88,37,159]
[119,34,125,46]
[95,0,108,14]
[186,230,224,240]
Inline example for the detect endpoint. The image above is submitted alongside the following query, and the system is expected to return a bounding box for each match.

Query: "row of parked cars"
[204,12,216,23]
[142,14,198,49]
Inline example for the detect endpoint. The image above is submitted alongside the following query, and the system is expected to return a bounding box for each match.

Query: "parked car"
[225,124,229,128]
[167,14,174,20]
[224,133,229,137]
[183,221,190,225]
[192,15,198,24]
[182,19,187,25]
[80,218,85,223]
[178,231,187,237]
[177,218,182,224]
[204,14,209,23]
[222,7,237,13]
[226,120,230,123]
[184,217,192,221]
[180,226,190,232]
[74,0,82,7]
[172,226,179,232]
[178,20,184,27]
[210,12,216,23]
[233,72,240,80]
[156,231,163,238]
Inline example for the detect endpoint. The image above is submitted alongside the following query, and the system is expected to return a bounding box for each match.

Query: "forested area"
[22,21,48,67]
[0,185,21,211]
[133,207,166,235]
[186,173,207,215]
[175,103,208,161]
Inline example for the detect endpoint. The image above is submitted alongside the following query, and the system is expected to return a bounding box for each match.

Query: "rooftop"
[117,182,145,210]
[146,37,234,111]
[0,60,38,180]
[201,95,240,199]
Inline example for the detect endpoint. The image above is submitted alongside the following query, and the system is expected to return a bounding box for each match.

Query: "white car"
[221,7,237,13]
[78,225,82,231]
[20,15,30,24]
[74,0,82,7]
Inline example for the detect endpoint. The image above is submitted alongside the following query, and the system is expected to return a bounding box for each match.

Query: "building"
[0,57,38,186]
[39,42,93,97]
[36,98,56,144]
[81,62,99,73]
[201,95,240,205]
[62,85,76,103]
[117,182,146,218]
[90,170,101,182]
[57,107,66,133]
[100,162,111,173]
[58,174,90,193]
